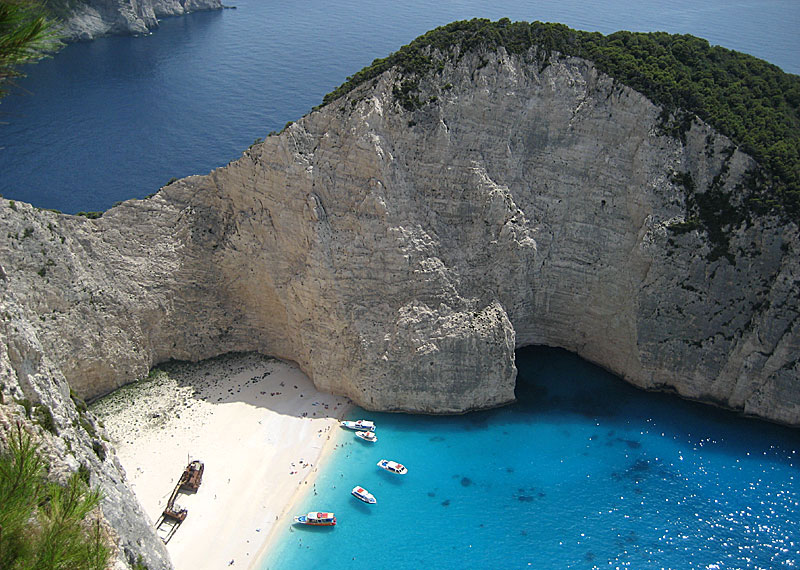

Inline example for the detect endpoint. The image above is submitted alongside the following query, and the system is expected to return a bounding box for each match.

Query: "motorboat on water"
[355,430,377,443]
[340,419,376,432]
[351,485,377,504]
[377,459,408,475]
[293,512,336,526]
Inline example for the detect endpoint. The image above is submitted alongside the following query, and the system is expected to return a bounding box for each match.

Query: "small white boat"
[377,459,408,475]
[355,430,377,443]
[351,485,377,504]
[293,511,336,526]
[340,419,376,432]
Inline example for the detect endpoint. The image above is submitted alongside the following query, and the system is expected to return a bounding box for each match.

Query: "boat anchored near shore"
[351,486,377,504]
[377,459,408,474]
[341,419,375,431]
[293,512,337,526]
[355,430,377,443]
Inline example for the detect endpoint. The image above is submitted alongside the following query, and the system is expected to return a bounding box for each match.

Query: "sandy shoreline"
[250,424,345,569]
[91,353,352,570]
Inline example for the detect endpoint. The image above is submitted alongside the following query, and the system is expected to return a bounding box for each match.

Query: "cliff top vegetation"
[321,18,800,220]
[0,423,110,569]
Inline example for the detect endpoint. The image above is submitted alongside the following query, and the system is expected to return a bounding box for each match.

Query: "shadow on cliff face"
[513,346,631,420]
[514,345,800,464]
[144,352,349,421]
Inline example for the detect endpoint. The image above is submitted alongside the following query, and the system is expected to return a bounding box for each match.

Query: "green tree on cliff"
[0,423,110,569]
[0,0,59,99]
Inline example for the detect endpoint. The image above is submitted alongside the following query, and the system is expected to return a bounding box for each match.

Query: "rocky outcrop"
[54,0,222,42]
[0,294,172,569]
[2,48,798,424]
[3,43,798,565]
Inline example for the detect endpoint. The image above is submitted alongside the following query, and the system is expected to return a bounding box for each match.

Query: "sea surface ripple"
[0,0,797,213]
[264,347,799,570]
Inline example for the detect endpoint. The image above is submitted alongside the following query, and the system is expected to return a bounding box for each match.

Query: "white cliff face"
[56,0,222,41]
[2,47,798,563]
[0,293,172,569]
[1,49,798,425]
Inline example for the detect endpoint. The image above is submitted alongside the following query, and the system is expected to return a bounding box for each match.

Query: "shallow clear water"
[264,347,799,570]
[0,0,798,213]
[1,4,798,567]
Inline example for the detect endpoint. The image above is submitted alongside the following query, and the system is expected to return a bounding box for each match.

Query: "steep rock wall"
[0,292,172,569]
[1,49,798,425]
[55,0,222,41]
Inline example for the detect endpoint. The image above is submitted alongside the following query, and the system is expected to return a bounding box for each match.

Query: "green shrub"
[69,387,88,414]
[91,440,106,462]
[392,78,422,110]
[77,463,91,486]
[80,417,96,439]
[667,218,701,234]
[0,423,110,569]
[14,398,32,418]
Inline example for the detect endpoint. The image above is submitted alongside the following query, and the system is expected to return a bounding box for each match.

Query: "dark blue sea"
[1,2,798,568]
[0,0,798,214]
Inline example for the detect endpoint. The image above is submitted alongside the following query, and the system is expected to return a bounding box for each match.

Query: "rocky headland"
[1,19,798,568]
[48,0,223,41]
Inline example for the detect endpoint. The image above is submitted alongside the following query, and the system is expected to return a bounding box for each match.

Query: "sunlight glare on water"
[263,347,799,570]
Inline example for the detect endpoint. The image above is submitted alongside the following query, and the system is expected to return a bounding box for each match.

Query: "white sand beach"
[91,353,351,570]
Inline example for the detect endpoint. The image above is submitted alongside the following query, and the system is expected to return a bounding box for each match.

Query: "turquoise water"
[0,0,798,213]
[2,3,798,567]
[263,347,799,569]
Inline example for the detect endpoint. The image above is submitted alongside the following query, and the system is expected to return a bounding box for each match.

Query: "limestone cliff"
[2,46,798,424]
[0,293,172,569]
[51,0,222,41]
[2,36,799,566]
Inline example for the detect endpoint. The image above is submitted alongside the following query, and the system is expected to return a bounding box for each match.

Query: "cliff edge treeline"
[1,19,798,567]
[326,18,800,222]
